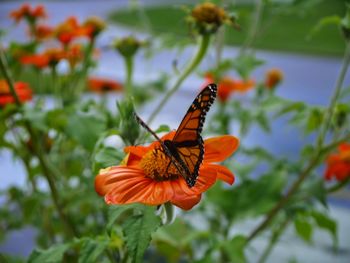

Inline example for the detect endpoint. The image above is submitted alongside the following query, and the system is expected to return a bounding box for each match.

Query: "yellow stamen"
[140,148,179,181]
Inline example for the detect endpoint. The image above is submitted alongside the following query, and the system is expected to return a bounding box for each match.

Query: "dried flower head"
[189,2,236,35]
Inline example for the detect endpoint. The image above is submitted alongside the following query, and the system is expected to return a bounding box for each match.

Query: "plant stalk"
[124,55,134,98]
[246,42,350,243]
[146,34,211,124]
[0,48,78,238]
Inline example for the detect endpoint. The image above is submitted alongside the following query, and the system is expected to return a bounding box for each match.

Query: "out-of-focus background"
[1,0,350,262]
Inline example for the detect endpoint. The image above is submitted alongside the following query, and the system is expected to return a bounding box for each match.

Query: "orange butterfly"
[134,83,217,187]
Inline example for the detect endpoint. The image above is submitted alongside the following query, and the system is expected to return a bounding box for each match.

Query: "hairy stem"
[146,34,211,124]
[124,55,134,98]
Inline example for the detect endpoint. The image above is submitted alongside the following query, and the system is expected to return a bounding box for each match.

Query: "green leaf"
[154,124,171,133]
[305,108,324,134]
[223,235,247,263]
[310,211,338,246]
[123,206,161,263]
[78,238,109,263]
[275,101,306,117]
[28,243,70,263]
[309,15,341,39]
[208,171,287,220]
[46,109,68,131]
[23,108,48,132]
[107,204,139,232]
[255,111,271,132]
[231,53,264,80]
[341,4,350,31]
[66,112,106,151]
[93,147,125,173]
[294,217,313,243]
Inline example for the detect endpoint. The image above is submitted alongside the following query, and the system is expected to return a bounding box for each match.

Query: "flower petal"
[172,194,202,210]
[96,165,176,206]
[95,166,144,196]
[204,135,239,162]
[205,163,235,185]
[106,179,175,206]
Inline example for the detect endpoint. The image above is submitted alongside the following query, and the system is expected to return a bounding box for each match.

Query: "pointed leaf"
[123,206,161,263]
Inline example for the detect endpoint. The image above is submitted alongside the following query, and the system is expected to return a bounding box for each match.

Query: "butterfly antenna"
[133,112,163,143]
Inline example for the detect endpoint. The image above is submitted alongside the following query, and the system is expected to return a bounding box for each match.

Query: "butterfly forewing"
[170,83,217,187]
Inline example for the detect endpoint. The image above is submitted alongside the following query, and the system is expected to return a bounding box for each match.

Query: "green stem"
[258,219,290,263]
[241,0,264,53]
[146,34,211,124]
[215,27,225,66]
[316,42,350,150]
[69,40,95,103]
[327,176,350,193]
[0,48,21,106]
[124,55,134,98]
[246,42,350,243]
[0,48,78,238]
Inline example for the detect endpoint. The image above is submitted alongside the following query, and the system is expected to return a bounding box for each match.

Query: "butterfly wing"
[170,83,217,187]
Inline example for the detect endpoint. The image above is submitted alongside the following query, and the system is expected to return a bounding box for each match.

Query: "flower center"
[139,147,179,181]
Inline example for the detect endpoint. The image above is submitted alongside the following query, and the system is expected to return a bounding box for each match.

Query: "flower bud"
[113,36,144,58]
[265,68,283,89]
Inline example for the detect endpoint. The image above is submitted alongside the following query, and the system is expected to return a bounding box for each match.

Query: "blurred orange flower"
[10,4,47,24]
[20,54,49,68]
[88,77,123,92]
[265,68,283,89]
[55,17,83,45]
[204,73,255,102]
[20,48,66,68]
[324,143,350,181]
[95,131,238,210]
[83,16,106,39]
[32,24,53,40]
[0,80,32,106]
[42,48,66,67]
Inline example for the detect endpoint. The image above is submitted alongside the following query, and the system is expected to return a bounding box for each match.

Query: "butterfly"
[134,83,217,188]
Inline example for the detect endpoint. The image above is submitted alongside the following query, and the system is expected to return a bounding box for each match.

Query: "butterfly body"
[135,83,217,187]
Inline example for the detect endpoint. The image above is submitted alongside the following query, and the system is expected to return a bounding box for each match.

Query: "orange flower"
[10,4,47,24]
[82,16,106,39]
[265,68,283,89]
[20,48,65,68]
[0,80,32,106]
[42,48,66,67]
[88,77,123,92]
[95,132,238,210]
[204,73,255,102]
[324,143,350,181]
[20,54,49,68]
[32,24,53,41]
[55,17,81,45]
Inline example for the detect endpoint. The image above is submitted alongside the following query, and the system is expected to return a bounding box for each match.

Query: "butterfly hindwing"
[169,83,217,187]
